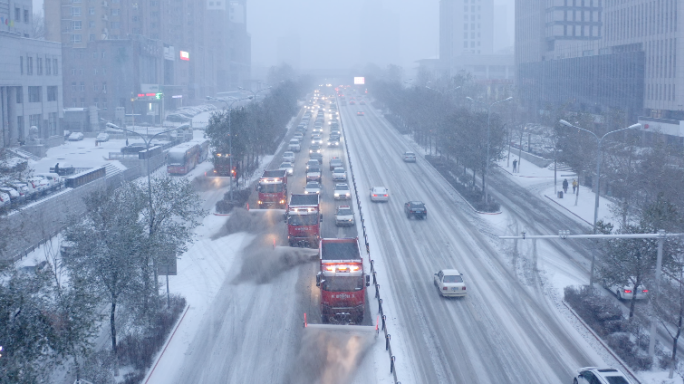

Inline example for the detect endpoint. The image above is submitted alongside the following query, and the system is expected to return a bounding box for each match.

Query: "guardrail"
[340,106,401,384]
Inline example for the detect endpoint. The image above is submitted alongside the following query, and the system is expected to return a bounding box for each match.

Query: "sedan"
[357,111,365,116]
[332,167,347,181]
[278,162,294,176]
[283,151,296,163]
[327,139,340,147]
[306,166,322,182]
[309,144,322,154]
[335,205,355,227]
[333,183,351,200]
[370,186,389,202]
[304,181,321,195]
[574,367,632,384]
[603,280,648,301]
[309,153,323,164]
[68,132,84,141]
[434,269,467,297]
[404,201,427,219]
[402,151,417,162]
[96,133,110,142]
[329,158,343,171]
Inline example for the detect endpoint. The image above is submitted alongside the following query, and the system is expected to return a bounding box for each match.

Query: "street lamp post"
[106,123,180,307]
[559,119,642,285]
[466,96,513,200]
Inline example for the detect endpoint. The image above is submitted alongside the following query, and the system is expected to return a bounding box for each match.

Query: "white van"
[288,139,301,152]
[35,173,63,191]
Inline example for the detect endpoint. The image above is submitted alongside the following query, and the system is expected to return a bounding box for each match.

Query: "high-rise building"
[440,0,514,84]
[516,0,682,135]
[44,0,251,123]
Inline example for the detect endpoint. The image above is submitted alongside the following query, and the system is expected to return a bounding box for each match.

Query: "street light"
[559,119,642,285]
[466,96,513,200]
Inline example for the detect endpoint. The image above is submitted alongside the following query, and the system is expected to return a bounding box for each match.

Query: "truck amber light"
[326,266,334,271]
[350,266,360,271]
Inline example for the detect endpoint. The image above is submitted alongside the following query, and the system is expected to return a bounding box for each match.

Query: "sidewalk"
[496,150,615,229]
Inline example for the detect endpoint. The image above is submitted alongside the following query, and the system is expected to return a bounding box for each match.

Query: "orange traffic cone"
[246,202,249,211]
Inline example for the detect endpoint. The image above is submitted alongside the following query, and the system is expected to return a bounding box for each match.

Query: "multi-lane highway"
[339,90,607,383]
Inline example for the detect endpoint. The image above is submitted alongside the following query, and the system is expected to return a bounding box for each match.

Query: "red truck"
[256,170,288,208]
[315,238,370,324]
[286,194,321,248]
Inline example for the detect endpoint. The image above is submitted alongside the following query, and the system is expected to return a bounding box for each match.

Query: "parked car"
[602,279,649,301]
[282,151,296,163]
[335,205,355,227]
[332,167,347,181]
[0,190,11,211]
[35,173,63,191]
[404,201,427,219]
[402,152,417,162]
[68,132,84,141]
[29,177,50,195]
[434,269,467,297]
[370,186,389,202]
[573,367,632,384]
[6,180,31,201]
[96,132,110,142]
[0,186,20,206]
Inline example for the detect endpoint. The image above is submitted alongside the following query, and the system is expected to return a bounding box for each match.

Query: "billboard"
[354,77,365,85]
[180,51,190,61]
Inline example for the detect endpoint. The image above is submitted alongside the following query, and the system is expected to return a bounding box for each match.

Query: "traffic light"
[155,93,163,99]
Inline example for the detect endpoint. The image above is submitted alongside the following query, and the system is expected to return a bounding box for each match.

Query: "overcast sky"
[248,0,515,71]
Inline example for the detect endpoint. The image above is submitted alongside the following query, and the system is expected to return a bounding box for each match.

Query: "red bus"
[167,143,200,175]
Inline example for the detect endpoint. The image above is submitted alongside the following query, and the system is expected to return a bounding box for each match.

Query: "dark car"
[404,201,427,219]
[309,152,323,164]
[329,157,343,171]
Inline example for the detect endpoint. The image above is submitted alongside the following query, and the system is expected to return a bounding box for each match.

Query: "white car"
[402,151,417,162]
[335,205,355,227]
[332,167,347,181]
[68,132,84,141]
[304,181,322,195]
[0,186,20,205]
[35,173,63,191]
[278,162,294,176]
[96,132,110,142]
[333,183,351,200]
[293,132,304,141]
[603,280,649,301]
[434,269,467,297]
[311,135,323,145]
[306,166,322,182]
[370,186,389,202]
[574,367,633,384]
[283,151,296,163]
[28,178,50,195]
[0,191,10,210]
[288,139,301,152]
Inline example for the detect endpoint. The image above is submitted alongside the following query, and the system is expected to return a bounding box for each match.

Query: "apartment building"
[0,33,64,149]
[440,0,514,89]
[516,0,683,138]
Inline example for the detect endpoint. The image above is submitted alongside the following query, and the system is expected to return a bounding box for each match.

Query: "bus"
[195,139,210,163]
[167,143,200,175]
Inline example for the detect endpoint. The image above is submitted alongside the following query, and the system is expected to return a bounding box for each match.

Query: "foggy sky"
[248,0,515,71]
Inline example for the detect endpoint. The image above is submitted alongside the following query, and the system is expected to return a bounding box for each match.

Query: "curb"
[143,305,191,384]
[562,301,641,384]
[543,195,592,227]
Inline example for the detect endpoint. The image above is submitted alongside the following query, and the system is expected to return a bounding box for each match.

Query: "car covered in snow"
[370,186,389,202]
[332,167,347,181]
[434,269,467,298]
[68,132,84,141]
[304,181,322,195]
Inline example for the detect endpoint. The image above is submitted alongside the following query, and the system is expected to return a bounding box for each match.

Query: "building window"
[14,7,20,20]
[89,20,95,27]
[48,113,58,136]
[16,88,23,103]
[89,7,95,14]
[72,82,77,91]
[89,34,96,41]
[27,56,33,75]
[72,34,82,43]
[47,86,58,101]
[80,82,85,91]
[46,57,51,75]
[72,7,81,16]
[19,56,23,75]
[28,86,41,102]
[53,59,58,75]
[24,9,29,23]
[112,8,119,15]
[37,58,43,75]
[102,82,107,91]
[73,20,82,30]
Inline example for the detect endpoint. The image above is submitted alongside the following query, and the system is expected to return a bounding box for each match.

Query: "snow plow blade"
[304,324,377,333]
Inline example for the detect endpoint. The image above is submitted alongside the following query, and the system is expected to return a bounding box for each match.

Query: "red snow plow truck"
[316,238,370,324]
[256,170,287,209]
[286,194,321,248]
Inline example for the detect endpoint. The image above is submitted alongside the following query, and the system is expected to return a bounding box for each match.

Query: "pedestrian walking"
[512,159,518,173]
[126,138,129,146]
[562,178,569,194]
[572,179,578,194]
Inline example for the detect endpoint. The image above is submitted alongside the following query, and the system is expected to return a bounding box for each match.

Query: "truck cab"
[287,194,321,248]
[316,238,370,324]
[257,170,288,208]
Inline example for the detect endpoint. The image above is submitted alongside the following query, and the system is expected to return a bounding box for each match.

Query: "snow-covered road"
[340,100,612,383]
